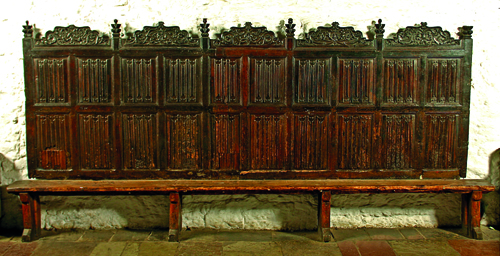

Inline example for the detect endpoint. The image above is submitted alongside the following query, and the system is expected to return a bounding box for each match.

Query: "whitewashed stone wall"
[1,0,499,231]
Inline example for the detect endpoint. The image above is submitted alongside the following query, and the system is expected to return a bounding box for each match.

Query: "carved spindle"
[23,20,33,38]
[200,18,210,37]
[458,26,473,39]
[111,19,122,38]
[375,19,385,38]
[285,18,296,37]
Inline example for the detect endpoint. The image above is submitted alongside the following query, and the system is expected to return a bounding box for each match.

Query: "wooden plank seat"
[7,179,495,242]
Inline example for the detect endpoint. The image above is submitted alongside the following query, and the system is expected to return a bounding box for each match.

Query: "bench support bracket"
[169,192,182,242]
[462,191,483,240]
[318,191,333,242]
[19,193,41,242]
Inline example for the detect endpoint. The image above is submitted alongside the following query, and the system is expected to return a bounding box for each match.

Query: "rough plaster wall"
[0,0,499,231]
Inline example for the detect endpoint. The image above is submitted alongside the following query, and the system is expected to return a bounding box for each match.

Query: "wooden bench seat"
[7,179,495,242]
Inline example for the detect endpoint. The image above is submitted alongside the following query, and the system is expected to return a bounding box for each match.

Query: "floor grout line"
[414,228,426,239]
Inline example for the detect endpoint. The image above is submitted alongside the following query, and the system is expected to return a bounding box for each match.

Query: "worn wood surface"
[19,193,41,242]
[7,179,495,194]
[21,20,474,180]
[469,191,483,239]
[15,20,485,242]
[461,191,484,240]
[318,191,333,242]
[168,192,181,242]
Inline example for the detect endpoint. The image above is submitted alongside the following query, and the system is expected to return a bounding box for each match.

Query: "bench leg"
[462,191,483,240]
[19,193,41,242]
[168,192,182,242]
[318,191,333,242]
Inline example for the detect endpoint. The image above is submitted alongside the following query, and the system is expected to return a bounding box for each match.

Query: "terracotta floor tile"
[1,228,498,256]
[3,242,39,256]
[356,241,396,256]
[332,229,370,242]
[337,241,360,256]
[0,242,13,255]
[448,239,500,256]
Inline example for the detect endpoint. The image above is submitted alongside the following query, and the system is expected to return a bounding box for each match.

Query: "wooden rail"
[8,179,495,242]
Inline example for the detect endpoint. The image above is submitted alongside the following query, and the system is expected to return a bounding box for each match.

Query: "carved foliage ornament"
[213,22,283,46]
[126,22,198,46]
[298,22,371,47]
[36,25,109,46]
[386,22,459,46]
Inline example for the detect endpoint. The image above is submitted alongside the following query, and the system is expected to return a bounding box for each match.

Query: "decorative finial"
[111,19,121,37]
[420,22,428,28]
[285,18,296,37]
[23,20,33,38]
[244,22,252,28]
[332,22,340,28]
[458,26,473,39]
[374,19,385,37]
[200,18,210,37]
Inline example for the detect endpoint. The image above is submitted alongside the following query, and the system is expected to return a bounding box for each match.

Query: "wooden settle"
[8,18,495,242]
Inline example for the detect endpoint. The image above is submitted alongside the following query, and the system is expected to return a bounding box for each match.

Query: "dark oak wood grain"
[13,20,489,242]
[21,19,474,180]
[169,192,181,242]
[7,179,495,194]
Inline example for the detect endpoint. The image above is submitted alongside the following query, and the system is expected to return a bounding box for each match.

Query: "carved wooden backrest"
[21,19,473,179]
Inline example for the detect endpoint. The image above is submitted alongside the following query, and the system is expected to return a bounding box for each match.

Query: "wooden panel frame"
[21,19,473,180]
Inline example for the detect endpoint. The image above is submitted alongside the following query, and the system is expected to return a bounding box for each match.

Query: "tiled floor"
[0,226,498,255]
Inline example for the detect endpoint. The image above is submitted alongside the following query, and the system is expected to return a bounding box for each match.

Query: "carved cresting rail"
[21,18,473,180]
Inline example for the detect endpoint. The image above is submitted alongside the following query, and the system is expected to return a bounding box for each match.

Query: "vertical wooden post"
[318,191,333,242]
[19,193,40,242]
[461,193,470,236]
[200,18,210,50]
[458,26,473,178]
[111,19,121,50]
[32,194,41,240]
[469,191,483,240]
[462,191,483,239]
[168,192,182,242]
